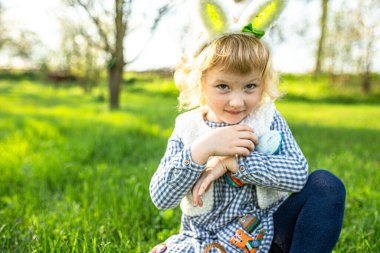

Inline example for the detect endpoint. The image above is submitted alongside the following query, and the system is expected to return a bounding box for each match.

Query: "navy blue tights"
[269,170,346,253]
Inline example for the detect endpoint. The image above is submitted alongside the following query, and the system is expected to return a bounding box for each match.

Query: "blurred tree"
[355,0,379,94]
[58,20,104,93]
[63,0,174,109]
[0,2,42,68]
[314,0,328,76]
[0,1,9,51]
[324,0,379,93]
[10,32,40,60]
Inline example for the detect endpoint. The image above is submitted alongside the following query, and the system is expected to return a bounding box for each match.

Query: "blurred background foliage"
[0,0,379,109]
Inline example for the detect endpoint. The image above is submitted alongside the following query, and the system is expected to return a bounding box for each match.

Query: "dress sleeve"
[149,123,205,210]
[232,110,309,192]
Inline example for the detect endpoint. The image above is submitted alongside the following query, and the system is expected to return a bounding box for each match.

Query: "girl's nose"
[229,93,244,108]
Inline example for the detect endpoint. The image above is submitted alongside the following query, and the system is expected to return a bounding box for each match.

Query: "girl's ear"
[239,0,288,36]
[198,0,228,36]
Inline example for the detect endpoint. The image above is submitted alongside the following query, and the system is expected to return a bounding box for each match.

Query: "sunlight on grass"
[277,102,380,130]
[1,80,173,141]
[280,74,380,104]
[281,76,330,98]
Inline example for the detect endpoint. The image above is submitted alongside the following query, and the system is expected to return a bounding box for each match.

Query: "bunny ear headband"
[198,0,288,39]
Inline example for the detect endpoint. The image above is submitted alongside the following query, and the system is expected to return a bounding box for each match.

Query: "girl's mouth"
[226,110,243,115]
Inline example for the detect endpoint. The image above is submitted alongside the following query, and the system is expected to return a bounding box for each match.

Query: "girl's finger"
[251,133,259,145]
[198,195,203,207]
[239,131,259,144]
[235,147,251,157]
[234,124,253,132]
[198,178,212,196]
[238,139,255,151]
[192,178,202,206]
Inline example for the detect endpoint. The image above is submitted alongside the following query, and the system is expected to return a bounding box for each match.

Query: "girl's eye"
[245,83,257,90]
[216,84,229,90]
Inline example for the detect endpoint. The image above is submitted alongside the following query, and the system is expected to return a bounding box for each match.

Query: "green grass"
[0,73,379,252]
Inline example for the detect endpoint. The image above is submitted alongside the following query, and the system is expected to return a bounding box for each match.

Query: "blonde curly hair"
[174,33,281,111]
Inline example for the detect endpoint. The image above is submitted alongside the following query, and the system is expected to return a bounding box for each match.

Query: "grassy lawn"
[0,74,379,252]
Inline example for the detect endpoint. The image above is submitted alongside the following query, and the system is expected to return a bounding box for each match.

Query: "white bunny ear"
[238,0,288,37]
[198,0,229,36]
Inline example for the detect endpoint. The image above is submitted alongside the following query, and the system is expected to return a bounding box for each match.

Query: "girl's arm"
[149,133,205,210]
[228,110,309,192]
[150,112,259,210]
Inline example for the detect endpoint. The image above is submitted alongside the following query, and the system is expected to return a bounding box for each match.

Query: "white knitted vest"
[175,102,288,216]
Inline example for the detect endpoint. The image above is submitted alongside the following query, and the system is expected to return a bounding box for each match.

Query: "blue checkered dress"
[150,110,308,253]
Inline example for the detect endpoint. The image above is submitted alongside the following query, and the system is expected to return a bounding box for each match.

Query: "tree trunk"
[107,48,124,109]
[361,26,373,94]
[362,60,371,94]
[314,0,328,76]
[108,60,122,109]
[362,72,371,94]
[107,0,126,110]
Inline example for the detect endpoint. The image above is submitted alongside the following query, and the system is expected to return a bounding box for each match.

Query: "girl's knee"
[307,169,346,201]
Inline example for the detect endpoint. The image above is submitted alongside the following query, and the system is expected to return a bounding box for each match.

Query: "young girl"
[149,33,345,253]
[150,1,345,252]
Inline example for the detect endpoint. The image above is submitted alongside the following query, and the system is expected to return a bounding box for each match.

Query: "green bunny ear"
[243,0,288,37]
[199,0,228,36]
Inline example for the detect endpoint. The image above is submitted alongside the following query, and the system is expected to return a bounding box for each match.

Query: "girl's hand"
[191,125,259,165]
[149,243,167,253]
[192,157,227,207]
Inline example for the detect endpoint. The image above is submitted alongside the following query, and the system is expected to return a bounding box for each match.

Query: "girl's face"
[203,65,264,124]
